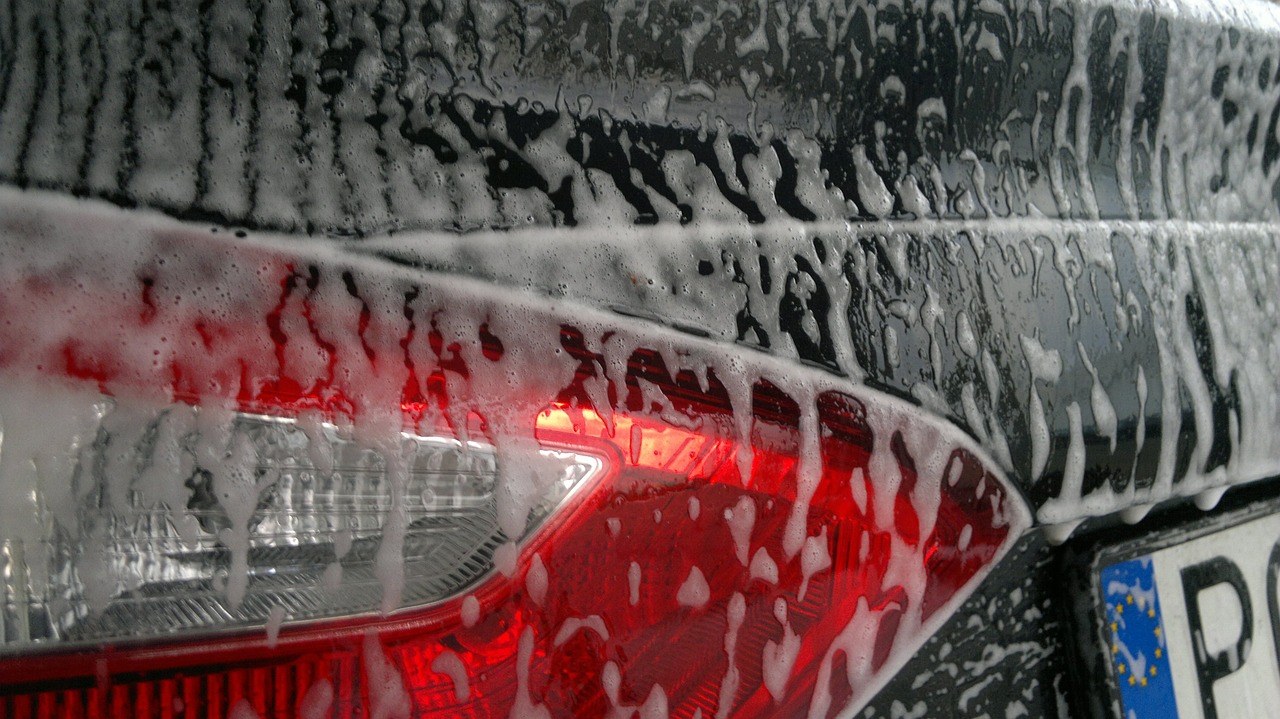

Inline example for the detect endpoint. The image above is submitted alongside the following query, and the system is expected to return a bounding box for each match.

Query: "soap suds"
[431,650,471,703]
[677,567,711,608]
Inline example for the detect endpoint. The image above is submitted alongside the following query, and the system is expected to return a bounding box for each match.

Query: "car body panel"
[2,0,1277,527]
[3,0,1280,716]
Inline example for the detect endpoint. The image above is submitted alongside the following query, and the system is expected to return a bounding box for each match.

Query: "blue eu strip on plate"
[1100,557,1178,718]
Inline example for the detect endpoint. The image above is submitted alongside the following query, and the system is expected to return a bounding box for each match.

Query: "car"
[1,0,1278,717]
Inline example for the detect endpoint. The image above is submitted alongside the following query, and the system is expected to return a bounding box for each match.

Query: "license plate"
[1093,502,1280,718]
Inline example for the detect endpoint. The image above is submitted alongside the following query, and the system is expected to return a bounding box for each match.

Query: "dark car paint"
[3,0,1280,716]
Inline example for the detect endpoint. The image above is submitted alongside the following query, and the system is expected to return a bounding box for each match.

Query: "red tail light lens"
[0,193,1029,718]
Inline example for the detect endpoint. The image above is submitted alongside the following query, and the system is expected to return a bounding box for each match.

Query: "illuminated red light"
[0,254,1025,719]
[1,355,1018,719]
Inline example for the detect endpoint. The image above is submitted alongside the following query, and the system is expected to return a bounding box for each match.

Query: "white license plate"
[1098,508,1280,718]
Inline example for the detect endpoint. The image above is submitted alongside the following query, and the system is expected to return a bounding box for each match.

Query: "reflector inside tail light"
[0,193,1031,719]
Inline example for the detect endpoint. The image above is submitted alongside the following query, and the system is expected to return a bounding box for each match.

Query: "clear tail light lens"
[0,402,601,648]
[0,196,1030,718]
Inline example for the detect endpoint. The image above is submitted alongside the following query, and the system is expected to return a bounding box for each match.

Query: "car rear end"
[1,0,1279,717]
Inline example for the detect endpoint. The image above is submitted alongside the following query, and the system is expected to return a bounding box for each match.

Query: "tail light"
[0,193,1030,718]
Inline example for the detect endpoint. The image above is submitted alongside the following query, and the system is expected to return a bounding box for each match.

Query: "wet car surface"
[2,0,1279,716]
